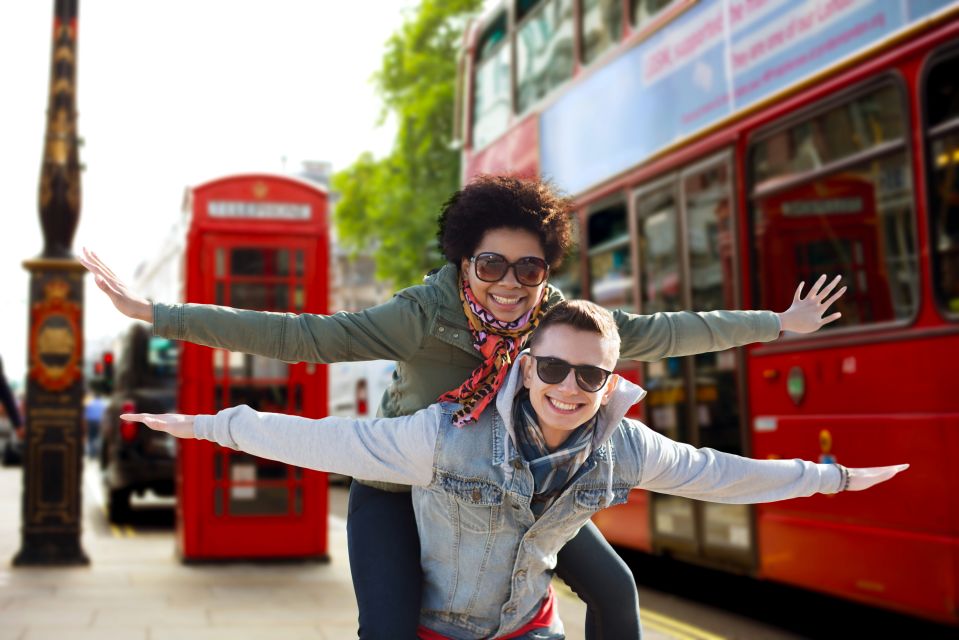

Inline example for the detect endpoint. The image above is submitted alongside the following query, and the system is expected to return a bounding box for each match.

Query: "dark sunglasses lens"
[475,254,508,281]
[536,358,571,384]
[515,258,547,285]
[575,367,608,391]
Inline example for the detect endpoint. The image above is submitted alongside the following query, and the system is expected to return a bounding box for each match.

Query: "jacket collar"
[495,349,646,454]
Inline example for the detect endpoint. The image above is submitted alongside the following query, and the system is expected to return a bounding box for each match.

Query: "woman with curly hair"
[81,174,845,639]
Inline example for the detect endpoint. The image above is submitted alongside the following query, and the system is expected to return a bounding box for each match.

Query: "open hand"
[78,248,153,322]
[777,275,847,334]
[847,464,909,491]
[122,413,197,439]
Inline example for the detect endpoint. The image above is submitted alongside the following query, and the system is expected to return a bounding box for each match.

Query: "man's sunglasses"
[531,356,613,393]
[470,252,549,287]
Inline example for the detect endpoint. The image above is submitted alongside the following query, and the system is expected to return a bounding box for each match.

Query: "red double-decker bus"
[457,0,959,625]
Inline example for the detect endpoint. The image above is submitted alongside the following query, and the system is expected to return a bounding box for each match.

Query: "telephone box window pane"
[277,249,290,276]
[230,283,290,312]
[216,282,225,306]
[228,385,289,413]
[517,0,574,113]
[294,486,303,516]
[229,453,288,481]
[294,285,305,311]
[214,452,223,481]
[218,353,288,379]
[231,247,282,276]
[215,248,226,278]
[214,488,223,516]
[295,250,305,276]
[229,487,289,516]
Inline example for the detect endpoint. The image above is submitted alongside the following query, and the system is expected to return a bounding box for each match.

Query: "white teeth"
[549,398,578,411]
[491,294,520,305]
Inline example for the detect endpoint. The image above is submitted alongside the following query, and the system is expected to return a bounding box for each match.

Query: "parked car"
[99,324,179,522]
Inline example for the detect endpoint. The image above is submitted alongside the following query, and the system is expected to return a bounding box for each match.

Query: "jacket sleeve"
[614,309,781,361]
[626,422,842,502]
[193,404,443,486]
[153,291,429,364]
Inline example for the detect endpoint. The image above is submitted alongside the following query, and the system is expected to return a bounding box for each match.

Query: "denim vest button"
[453,332,460,339]
[438,326,446,333]
[512,459,523,470]
[515,570,526,580]
[472,488,481,502]
[504,605,516,615]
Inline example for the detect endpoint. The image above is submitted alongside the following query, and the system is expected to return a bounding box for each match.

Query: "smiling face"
[521,324,619,449]
[460,227,548,323]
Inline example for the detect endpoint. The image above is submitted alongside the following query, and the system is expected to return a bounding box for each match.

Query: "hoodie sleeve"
[193,404,443,486]
[626,421,842,502]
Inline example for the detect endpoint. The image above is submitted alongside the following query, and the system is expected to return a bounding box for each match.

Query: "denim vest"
[412,360,645,639]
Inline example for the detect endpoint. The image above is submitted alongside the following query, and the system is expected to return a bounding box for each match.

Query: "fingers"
[821,285,847,310]
[820,312,842,325]
[84,247,121,280]
[793,281,805,302]
[817,275,842,300]
[807,274,828,298]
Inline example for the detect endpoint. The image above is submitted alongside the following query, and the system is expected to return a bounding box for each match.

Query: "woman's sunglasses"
[470,252,549,287]
[530,356,613,393]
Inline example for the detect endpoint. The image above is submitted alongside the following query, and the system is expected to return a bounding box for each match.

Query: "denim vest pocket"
[573,485,631,512]
[439,473,505,534]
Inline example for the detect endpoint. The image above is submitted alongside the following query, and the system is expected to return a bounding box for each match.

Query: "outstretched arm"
[615,274,847,361]
[626,422,906,502]
[80,248,428,364]
[124,404,444,486]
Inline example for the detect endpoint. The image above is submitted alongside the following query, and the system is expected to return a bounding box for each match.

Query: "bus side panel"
[592,489,652,552]
[756,511,957,624]
[751,412,957,623]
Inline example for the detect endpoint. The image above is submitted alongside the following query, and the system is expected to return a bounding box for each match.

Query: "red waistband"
[418,584,557,640]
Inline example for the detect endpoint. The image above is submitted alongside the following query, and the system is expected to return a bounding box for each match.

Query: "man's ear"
[600,374,619,406]
[521,354,533,389]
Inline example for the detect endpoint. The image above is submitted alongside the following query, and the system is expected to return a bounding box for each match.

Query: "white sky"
[0,1,414,386]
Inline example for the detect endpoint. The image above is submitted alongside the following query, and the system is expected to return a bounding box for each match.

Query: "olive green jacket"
[154,263,780,487]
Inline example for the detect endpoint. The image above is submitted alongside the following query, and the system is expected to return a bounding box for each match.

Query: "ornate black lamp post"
[14,0,89,566]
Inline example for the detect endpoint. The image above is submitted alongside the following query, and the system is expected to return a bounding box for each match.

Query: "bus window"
[473,12,511,148]
[516,0,574,114]
[750,84,918,330]
[631,0,677,29]
[581,0,622,66]
[587,201,633,312]
[925,51,959,316]
[550,213,582,299]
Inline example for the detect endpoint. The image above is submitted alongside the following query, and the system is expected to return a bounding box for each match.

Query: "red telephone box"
[176,174,329,561]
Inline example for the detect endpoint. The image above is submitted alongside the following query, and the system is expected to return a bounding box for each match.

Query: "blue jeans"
[346,481,642,640]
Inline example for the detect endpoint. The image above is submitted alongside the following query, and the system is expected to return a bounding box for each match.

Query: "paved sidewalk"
[0,463,595,640]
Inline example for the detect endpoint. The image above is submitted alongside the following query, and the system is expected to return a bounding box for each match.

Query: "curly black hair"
[436,175,574,269]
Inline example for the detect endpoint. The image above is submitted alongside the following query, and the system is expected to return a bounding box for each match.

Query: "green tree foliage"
[332,0,482,288]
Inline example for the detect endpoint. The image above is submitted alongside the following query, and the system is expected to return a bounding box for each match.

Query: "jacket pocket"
[573,485,631,512]
[439,473,505,534]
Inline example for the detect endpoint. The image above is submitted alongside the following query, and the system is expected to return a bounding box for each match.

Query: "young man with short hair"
[127,301,907,640]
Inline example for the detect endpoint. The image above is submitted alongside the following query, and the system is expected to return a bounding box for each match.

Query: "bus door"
[631,153,754,569]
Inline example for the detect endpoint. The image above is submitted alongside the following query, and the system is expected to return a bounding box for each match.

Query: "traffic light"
[101,352,114,394]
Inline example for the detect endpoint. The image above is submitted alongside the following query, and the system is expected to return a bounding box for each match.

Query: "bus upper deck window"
[631,0,676,28]
[582,0,622,66]
[749,83,918,331]
[472,12,510,148]
[925,52,959,316]
[516,0,574,113]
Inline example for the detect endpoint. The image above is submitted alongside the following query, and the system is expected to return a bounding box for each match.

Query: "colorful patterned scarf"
[513,391,597,517]
[438,277,546,426]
